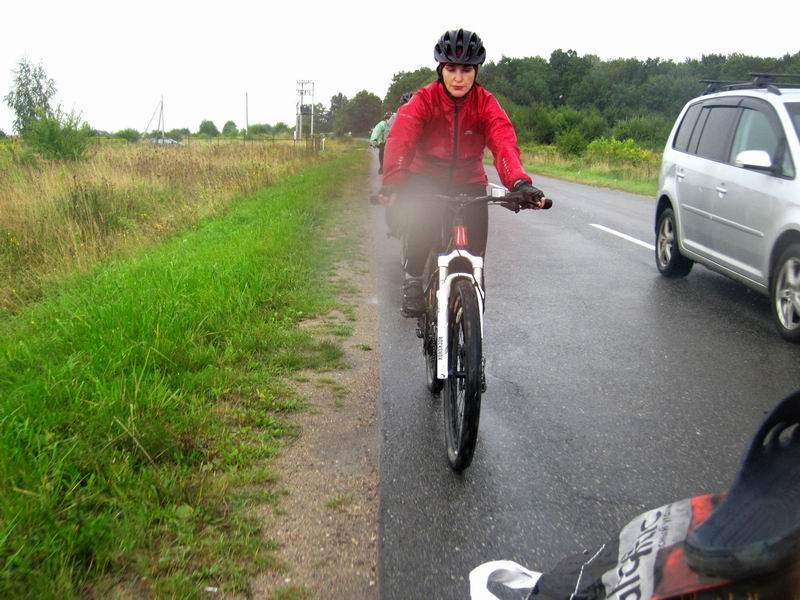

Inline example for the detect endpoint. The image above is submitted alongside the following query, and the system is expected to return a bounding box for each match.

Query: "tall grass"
[518,140,661,196]
[0,140,320,312]
[0,150,368,598]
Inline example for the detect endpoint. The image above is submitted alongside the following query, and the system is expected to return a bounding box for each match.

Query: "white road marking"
[590,224,655,251]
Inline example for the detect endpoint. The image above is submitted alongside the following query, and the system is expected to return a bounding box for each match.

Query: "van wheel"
[656,208,693,277]
[771,243,800,342]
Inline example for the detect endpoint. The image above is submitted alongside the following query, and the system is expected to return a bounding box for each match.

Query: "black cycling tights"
[399,179,488,278]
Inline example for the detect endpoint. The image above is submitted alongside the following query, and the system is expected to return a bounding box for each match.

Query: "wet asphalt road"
[371,165,800,599]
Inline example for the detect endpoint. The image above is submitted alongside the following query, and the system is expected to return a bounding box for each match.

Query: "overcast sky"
[2,0,798,134]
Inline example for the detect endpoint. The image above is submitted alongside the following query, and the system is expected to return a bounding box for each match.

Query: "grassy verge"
[0,149,369,598]
[515,143,660,196]
[0,139,325,313]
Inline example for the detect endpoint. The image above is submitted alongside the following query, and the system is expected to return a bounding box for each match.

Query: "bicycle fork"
[435,249,485,380]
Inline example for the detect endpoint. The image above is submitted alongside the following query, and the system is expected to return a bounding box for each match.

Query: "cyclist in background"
[370,112,392,174]
[379,28,546,317]
[386,91,414,138]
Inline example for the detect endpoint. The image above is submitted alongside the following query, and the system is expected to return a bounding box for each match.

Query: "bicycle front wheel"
[443,278,482,471]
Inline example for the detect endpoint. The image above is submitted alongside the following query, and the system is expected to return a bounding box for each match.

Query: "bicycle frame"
[427,188,515,381]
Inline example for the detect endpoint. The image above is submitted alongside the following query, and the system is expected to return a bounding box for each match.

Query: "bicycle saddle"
[685,389,800,579]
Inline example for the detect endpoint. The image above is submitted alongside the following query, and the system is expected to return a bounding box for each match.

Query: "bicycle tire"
[443,278,482,471]
[424,285,443,395]
[423,253,443,394]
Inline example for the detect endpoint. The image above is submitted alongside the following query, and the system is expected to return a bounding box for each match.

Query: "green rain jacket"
[370,119,388,144]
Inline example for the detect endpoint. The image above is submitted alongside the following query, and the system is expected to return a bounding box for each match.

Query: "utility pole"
[245,92,249,139]
[295,80,314,142]
[161,95,165,139]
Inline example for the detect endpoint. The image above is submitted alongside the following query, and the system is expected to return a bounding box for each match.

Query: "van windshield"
[788,103,800,144]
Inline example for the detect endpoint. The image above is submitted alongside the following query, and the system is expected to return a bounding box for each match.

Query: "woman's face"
[441,64,475,98]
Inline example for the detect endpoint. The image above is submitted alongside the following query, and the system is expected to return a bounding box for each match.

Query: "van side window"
[687,107,710,155]
[730,107,795,178]
[673,103,702,152]
[694,106,739,162]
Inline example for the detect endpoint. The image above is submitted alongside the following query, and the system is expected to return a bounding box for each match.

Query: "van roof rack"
[702,73,800,96]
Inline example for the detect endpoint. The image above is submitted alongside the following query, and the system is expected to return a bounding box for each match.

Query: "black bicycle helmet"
[434,29,486,65]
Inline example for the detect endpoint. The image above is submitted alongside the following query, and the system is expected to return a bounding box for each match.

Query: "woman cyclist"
[379,28,547,317]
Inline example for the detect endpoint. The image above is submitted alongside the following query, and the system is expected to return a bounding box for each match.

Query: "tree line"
[320,50,800,152]
[6,51,800,159]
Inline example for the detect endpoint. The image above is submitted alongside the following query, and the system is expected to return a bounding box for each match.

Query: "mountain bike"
[416,188,551,471]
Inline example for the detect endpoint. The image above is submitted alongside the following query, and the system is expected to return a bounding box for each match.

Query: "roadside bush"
[610,114,672,150]
[554,127,588,156]
[576,110,609,140]
[551,105,584,135]
[509,102,557,144]
[25,108,94,160]
[585,137,659,166]
[115,128,140,143]
[166,128,190,141]
[248,123,272,135]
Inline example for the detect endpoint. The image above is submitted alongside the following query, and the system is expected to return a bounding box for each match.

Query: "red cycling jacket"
[382,80,531,192]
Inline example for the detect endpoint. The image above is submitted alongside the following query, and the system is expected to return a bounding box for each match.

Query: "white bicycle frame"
[433,186,510,380]
[435,249,485,380]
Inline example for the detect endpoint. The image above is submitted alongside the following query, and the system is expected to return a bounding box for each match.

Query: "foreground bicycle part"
[443,279,482,471]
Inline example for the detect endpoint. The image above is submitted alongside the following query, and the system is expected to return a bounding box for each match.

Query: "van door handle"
[716,185,727,195]
[676,169,686,180]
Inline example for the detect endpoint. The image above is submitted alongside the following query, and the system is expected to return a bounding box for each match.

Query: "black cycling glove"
[513,180,545,209]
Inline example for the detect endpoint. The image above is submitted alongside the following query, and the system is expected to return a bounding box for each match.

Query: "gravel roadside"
[252,167,381,599]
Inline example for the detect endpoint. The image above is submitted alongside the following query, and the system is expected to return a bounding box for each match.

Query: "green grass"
[271,585,313,600]
[489,144,660,196]
[0,149,368,598]
[522,160,658,196]
[323,495,352,511]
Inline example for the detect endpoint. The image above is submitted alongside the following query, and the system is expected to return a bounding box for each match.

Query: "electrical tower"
[295,80,314,141]
[144,95,165,140]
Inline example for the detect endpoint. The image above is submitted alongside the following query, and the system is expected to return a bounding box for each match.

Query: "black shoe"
[401,296,425,318]
[401,277,424,318]
[685,390,800,579]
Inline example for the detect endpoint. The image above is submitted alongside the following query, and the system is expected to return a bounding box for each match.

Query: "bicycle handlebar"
[369,190,553,210]
[435,190,553,211]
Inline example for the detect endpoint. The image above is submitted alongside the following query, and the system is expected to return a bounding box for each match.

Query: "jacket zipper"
[448,105,459,188]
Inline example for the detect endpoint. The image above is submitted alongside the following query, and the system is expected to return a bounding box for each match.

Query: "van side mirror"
[735,150,773,171]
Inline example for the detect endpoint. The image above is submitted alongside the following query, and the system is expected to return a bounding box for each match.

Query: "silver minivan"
[655,75,800,341]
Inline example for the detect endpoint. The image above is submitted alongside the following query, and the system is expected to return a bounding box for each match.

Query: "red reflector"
[453,224,468,248]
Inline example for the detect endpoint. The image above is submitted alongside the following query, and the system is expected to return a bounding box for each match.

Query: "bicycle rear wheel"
[423,254,443,394]
[424,286,443,394]
[443,278,482,471]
